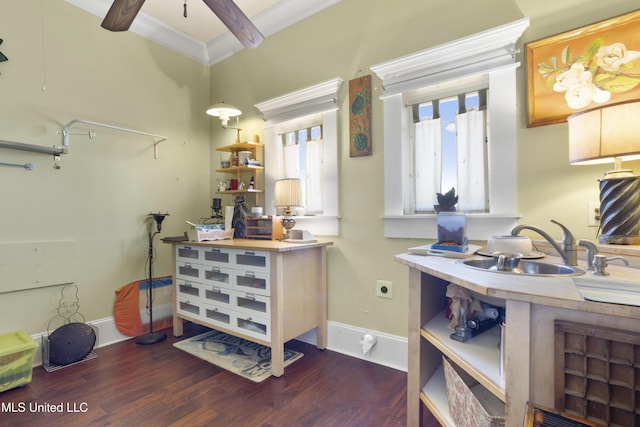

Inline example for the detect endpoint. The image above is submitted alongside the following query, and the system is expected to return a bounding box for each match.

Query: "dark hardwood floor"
[0,323,440,427]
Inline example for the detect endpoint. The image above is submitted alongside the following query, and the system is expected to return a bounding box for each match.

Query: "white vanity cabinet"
[171,239,332,377]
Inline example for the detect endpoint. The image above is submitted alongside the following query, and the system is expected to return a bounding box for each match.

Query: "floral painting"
[526,10,640,127]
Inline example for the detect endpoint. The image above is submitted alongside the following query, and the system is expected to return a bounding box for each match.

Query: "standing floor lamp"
[136,212,169,345]
[568,101,640,244]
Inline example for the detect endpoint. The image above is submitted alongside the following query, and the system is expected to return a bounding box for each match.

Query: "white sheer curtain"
[456,110,486,211]
[277,137,323,214]
[283,143,299,178]
[305,139,323,213]
[414,119,442,212]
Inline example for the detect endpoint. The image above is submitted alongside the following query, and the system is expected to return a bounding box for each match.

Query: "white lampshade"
[568,100,640,170]
[274,178,302,215]
[206,102,242,126]
[568,100,640,244]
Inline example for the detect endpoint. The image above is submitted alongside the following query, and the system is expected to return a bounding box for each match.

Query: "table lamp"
[568,100,640,244]
[274,178,302,239]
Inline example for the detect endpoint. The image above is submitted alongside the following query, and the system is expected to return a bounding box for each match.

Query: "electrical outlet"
[588,202,600,227]
[376,280,393,299]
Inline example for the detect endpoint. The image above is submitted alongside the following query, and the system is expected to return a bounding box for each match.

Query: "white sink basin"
[573,276,640,306]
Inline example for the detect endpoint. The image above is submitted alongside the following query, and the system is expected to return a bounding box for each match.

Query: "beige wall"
[0,1,212,335]
[0,0,638,340]
[210,0,640,337]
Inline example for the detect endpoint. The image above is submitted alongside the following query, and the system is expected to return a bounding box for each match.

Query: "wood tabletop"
[168,238,333,252]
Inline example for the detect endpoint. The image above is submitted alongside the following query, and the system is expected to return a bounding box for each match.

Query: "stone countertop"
[395,250,640,320]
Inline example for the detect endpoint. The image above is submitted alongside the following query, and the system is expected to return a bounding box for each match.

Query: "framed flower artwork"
[526,9,640,127]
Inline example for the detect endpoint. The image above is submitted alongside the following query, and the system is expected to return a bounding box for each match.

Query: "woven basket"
[442,356,505,427]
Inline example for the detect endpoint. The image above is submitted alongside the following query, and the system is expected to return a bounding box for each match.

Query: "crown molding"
[66,0,341,66]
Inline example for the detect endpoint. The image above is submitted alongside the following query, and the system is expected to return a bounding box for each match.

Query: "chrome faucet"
[510,219,578,266]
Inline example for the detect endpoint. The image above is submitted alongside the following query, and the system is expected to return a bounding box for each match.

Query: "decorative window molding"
[255,78,342,236]
[371,18,530,98]
[370,18,529,240]
[256,78,343,125]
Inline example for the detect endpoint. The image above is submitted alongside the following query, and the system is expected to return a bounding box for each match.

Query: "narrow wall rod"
[0,139,66,156]
[0,161,35,171]
[62,119,167,159]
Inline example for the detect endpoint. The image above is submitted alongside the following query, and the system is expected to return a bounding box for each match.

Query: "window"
[255,78,342,236]
[278,124,323,214]
[370,18,529,240]
[412,90,488,214]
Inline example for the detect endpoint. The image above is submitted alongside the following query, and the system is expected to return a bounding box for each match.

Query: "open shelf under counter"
[421,309,505,401]
[421,363,454,427]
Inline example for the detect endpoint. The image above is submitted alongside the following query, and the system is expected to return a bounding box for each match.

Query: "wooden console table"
[170,238,332,377]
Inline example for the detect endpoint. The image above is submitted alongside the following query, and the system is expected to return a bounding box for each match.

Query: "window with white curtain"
[255,78,341,236]
[412,90,488,213]
[370,18,529,239]
[277,125,324,214]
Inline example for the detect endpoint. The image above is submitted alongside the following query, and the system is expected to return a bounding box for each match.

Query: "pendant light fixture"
[206,102,242,127]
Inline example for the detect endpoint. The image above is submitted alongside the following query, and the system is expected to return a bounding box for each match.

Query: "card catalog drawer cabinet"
[171,240,332,377]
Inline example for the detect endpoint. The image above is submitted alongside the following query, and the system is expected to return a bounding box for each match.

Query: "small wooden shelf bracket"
[61,119,167,159]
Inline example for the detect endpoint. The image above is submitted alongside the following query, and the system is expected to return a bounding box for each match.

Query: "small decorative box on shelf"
[246,216,283,240]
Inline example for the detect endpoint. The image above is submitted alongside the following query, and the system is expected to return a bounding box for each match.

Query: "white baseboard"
[296,321,408,372]
[30,318,408,372]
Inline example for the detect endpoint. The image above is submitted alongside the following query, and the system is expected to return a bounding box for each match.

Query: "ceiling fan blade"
[202,0,265,48]
[101,0,147,32]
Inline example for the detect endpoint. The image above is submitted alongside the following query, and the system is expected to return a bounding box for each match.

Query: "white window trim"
[255,78,342,236]
[370,18,529,240]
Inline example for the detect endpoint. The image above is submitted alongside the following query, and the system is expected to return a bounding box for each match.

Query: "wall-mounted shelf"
[218,189,265,195]
[216,141,264,153]
[61,119,167,159]
[1,119,167,170]
[216,141,264,204]
[215,165,264,173]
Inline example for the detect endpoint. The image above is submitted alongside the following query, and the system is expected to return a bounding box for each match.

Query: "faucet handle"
[550,219,575,245]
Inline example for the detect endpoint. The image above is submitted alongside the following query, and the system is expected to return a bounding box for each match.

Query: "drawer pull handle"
[212,267,220,273]
[212,287,221,293]
[244,271,255,278]
[244,293,256,301]
[244,250,255,255]
[211,248,221,253]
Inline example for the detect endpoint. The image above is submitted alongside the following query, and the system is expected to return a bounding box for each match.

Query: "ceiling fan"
[101,0,265,48]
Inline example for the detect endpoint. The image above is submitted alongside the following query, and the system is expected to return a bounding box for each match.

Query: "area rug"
[173,330,303,382]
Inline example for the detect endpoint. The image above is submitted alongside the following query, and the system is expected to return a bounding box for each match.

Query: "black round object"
[48,323,96,366]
